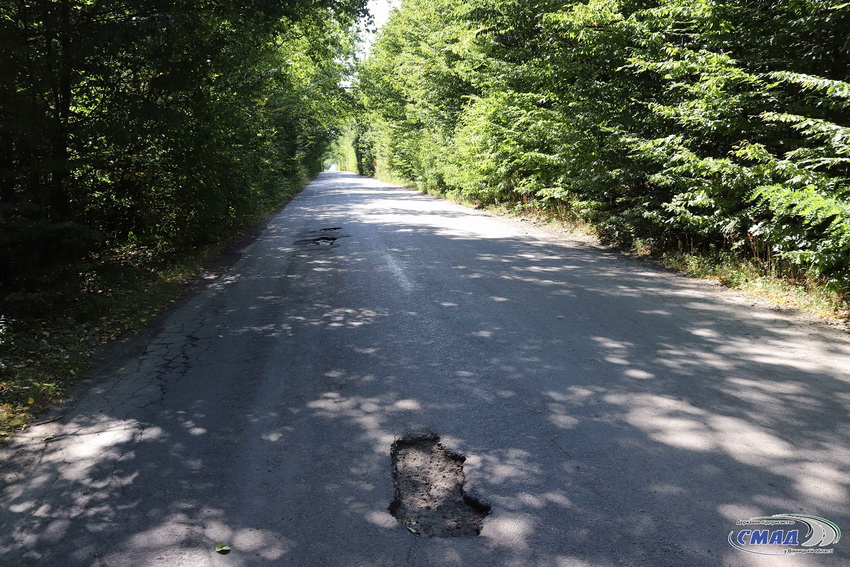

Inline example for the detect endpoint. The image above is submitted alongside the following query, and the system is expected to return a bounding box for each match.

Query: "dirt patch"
[389,433,490,537]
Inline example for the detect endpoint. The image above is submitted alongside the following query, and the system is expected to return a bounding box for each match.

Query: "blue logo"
[729,514,840,556]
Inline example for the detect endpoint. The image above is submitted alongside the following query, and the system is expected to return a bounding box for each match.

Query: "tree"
[1,0,367,293]
[356,0,850,286]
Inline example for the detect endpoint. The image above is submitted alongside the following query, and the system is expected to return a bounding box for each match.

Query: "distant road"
[2,172,849,566]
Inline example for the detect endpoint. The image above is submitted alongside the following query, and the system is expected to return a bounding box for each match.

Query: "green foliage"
[447,91,568,204]
[1,0,366,292]
[354,0,850,288]
[752,183,850,281]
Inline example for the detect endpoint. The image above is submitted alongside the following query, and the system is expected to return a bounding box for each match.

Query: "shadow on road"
[3,172,849,566]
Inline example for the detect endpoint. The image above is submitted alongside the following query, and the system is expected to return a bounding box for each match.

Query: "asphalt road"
[3,172,850,566]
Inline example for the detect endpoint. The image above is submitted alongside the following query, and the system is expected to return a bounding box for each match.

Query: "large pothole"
[389,433,490,537]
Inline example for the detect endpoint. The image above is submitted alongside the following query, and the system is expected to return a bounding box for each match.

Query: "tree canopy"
[1,0,367,296]
[355,0,850,287]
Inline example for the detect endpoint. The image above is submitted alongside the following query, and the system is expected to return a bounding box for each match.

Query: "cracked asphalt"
[2,172,850,566]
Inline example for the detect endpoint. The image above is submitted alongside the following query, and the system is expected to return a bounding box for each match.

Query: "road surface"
[2,172,850,566]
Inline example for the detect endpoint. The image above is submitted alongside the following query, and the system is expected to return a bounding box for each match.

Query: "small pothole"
[295,236,337,246]
[389,433,490,537]
[295,227,348,248]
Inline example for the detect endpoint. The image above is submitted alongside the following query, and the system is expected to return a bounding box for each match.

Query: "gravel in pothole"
[389,433,490,537]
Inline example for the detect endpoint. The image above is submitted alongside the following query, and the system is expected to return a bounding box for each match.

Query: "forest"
[1,0,366,298]
[2,0,850,432]
[353,0,850,288]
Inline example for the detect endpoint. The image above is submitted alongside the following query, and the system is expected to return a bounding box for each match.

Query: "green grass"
[655,250,849,324]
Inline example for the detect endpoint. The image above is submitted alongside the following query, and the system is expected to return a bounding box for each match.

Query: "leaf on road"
[215,542,231,554]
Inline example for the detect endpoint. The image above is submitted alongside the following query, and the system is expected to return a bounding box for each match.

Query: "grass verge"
[654,251,850,324]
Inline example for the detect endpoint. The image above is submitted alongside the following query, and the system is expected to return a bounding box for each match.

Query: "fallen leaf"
[215,542,231,554]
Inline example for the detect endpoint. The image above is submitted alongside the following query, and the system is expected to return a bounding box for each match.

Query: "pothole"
[389,433,490,537]
[295,236,337,246]
[294,227,348,248]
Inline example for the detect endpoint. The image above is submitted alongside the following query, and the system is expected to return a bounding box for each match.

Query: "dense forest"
[353,0,850,288]
[1,0,367,299]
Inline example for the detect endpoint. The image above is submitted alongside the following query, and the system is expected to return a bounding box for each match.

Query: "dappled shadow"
[2,171,850,566]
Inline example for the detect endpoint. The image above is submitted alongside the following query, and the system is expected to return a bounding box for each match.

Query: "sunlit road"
[3,172,850,566]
